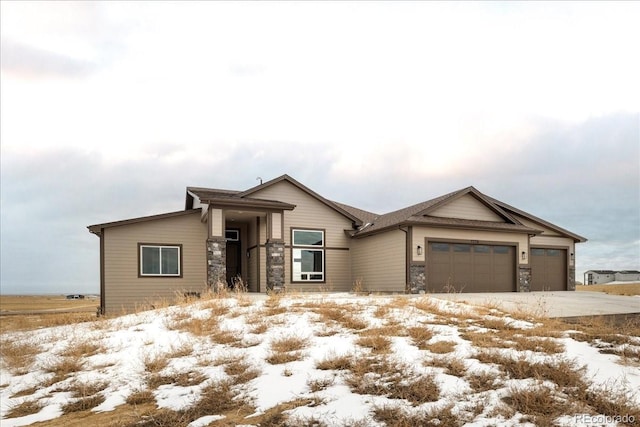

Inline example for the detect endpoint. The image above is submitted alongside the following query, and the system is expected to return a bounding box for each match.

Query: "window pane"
[292,248,324,281]
[531,248,545,256]
[293,230,323,246]
[225,230,239,241]
[474,245,490,253]
[161,247,179,275]
[301,250,323,273]
[431,243,450,252]
[493,246,510,254]
[453,244,471,252]
[546,249,561,257]
[142,247,160,274]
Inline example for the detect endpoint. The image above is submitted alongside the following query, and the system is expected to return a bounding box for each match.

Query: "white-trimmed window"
[139,244,182,277]
[292,229,324,282]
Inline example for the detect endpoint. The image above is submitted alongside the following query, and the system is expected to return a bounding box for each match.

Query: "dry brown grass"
[356,334,392,353]
[266,335,308,365]
[407,326,434,349]
[0,339,41,374]
[266,351,303,365]
[43,356,85,384]
[170,314,219,336]
[166,342,193,358]
[576,283,640,296]
[360,324,407,337]
[210,328,243,345]
[0,312,98,333]
[427,356,467,377]
[0,295,96,312]
[467,371,502,392]
[581,381,640,423]
[566,316,640,346]
[512,336,564,353]
[147,369,207,389]
[223,360,261,384]
[424,340,457,354]
[473,317,517,331]
[315,352,353,371]
[347,356,440,405]
[61,394,106,414]
[307,376,335,392]
[249,320,269,335]
[4,399,44,419]
[312,303,368,330]
[503,383,571,425]
[475,351,586,390]
[270,335,308,352]
[129,378,254,427]
[60,339,104,358]
[373,403,461,427]
[10,385,39,398]
[142,352,169,374]
[459,329,510,349]
[412,297,452,317]
[245,397,325,427]
[125,388,155,405]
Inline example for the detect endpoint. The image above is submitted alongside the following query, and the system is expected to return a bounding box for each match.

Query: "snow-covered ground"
[1,293,639,426]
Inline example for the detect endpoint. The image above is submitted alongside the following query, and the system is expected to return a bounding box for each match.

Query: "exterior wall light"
[521,251,527,260]
[570,252,575,262]
[417,245,423,256]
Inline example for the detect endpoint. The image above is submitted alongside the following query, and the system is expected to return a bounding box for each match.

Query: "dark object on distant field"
[66,294,85,300]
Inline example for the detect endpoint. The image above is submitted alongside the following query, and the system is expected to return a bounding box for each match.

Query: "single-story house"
[88,175,586,314]
[615,271,640,282]
[584,270,640,285]
[584,270,617,285]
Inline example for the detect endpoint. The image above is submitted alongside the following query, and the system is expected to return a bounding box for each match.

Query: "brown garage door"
[530,248,566,291]
[427,243,515,292]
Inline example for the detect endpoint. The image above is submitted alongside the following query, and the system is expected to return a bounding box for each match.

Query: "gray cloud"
[0,39,99,78]
[1,114,638,293]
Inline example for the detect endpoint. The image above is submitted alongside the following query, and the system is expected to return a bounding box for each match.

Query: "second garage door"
[427,242,516,293]
[530,248,567,291]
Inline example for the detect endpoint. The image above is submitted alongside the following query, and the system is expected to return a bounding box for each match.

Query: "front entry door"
[226,229,241,287]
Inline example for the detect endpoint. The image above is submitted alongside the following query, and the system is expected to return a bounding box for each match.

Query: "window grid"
[292,229,325,282]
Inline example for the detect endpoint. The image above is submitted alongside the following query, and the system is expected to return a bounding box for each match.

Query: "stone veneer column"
[409,264,426,293]
[265,241,285,291]
[207,237,226,291]
[568,267,576,291]
[518,267,531,292]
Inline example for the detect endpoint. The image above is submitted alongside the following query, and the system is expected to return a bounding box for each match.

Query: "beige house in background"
[88,175,586,314]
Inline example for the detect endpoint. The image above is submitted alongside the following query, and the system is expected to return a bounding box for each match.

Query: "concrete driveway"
[428,291,640,318]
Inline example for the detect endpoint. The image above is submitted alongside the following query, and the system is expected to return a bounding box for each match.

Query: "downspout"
[99,229,106,316]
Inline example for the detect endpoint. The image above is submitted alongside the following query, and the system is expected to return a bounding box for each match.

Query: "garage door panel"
[531,248,566,291]
[427,242,515,293]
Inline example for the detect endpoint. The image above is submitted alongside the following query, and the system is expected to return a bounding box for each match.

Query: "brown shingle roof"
[488,197,587,243]
[351,189,461,236]
[187,175,362,225]
[187,187,295,210]
[332,201,379,225]
[351,187,541,237]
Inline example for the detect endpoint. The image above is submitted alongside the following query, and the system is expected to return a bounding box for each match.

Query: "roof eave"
[491,200,588,243]
[201,197,296,211]
[417,186,523,225]
[353,220,542,238]
[238,174,362,225]
[87,209,202,233]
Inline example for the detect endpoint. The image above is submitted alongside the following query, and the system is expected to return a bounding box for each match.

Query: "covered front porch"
[204,199,295,292]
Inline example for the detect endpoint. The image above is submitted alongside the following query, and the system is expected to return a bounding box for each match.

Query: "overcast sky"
[1,1,638,295]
